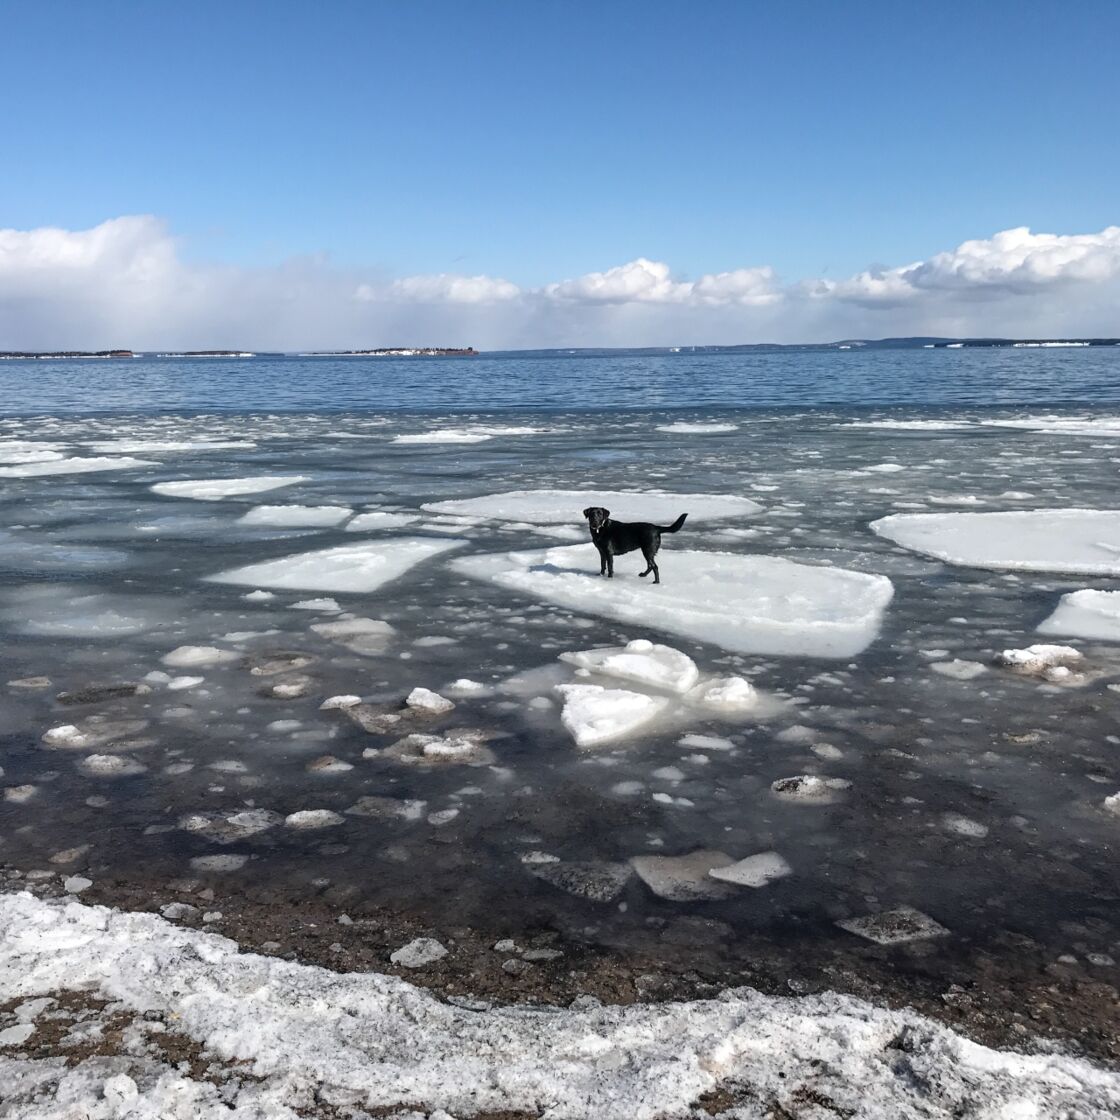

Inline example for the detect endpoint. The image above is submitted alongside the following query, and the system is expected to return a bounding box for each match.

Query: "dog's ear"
[582,507,592,519]
[601,509,610,519]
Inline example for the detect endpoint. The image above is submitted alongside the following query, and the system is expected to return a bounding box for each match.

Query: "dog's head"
[582,506,611,534]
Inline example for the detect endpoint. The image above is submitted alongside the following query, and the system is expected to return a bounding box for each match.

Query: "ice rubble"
[871,510,1120,575]
[0,455,157,478]
[87,438,257,453]
[1038,589,1120,641]
[150,476,309,500]
[237,505,353,528]
[454,546,894,658]
[994,644,1083,677]
[1,891,1051,1120]
[555,684,670,748]
[392,426,542,444]
[209,537,465,593]
[424,488,762,524]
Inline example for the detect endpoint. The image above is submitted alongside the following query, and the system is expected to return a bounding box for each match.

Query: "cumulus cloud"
[0,216,1118,350]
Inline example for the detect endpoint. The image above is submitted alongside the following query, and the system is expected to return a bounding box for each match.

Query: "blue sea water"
[0,345,1118,414]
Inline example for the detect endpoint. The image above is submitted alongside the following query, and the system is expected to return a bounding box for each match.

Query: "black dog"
[582,506,687,585]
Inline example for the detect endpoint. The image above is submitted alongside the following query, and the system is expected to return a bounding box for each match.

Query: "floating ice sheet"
[559,639,699,694]
[237,504,353,528]
[454,545,893,658]
[346,511,421,531]
[555,683,670,747]
[393,426,542,444]
[656,422,739,434]
[151,475,309,500]
[87,439,257,453]
[1038,589,1120,642]
[872,509,1120,575]
[0,455,157,478]
[209,537,465,593]
[424,489,762,524]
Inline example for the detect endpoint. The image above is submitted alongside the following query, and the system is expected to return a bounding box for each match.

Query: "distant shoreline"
[1,337,1118,361]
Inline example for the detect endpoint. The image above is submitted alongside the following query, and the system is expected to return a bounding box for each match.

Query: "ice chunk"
[455,546,893,658]
[1038,589,1120,642]
[530,860,633,902]
[180,809,280,843]
[678,733,735,751]
[390,938,448,967]
[238,505,353,528]
[770,775,850,804]
[837,907,949,945]
[942,813,988,838]
[291,597,342,611]
[210,537,464,593]
[162,646,240,668]
[320,694,362,710]
[631,851,736,901]
[656,422,738,434]
[929,660,987,680]
[559,640,699,694]
[284,809,344,830]
[872,510,1120,575]
[405,687,455,714]
[708,851,793,888]
[994,644,1083,676]
[1104,792,1120,817]
[346,512,421,532]
[685,676,758,712]
[383,733,496,768]
[189,854,248,872]
[78,754,147,777]
[554,683,670,748]
[393,430,495,444]
[0,455,157,478]
[151,476,309,501]
[425,489,762,524]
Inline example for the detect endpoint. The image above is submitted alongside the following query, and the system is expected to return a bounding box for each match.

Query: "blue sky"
[2,0,1119,347]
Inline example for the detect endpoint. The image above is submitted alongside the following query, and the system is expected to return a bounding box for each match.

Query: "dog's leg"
[606,552,614,578]
[639,545,660,582]
[598,546,608,576]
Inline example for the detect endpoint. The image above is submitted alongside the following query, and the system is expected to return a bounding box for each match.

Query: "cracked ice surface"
[208,537,466,593]
[1,893,1118,1120]
[454,545,894,658]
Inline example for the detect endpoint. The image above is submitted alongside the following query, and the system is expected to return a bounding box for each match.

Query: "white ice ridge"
[1,893,1118,1120]
[150,475,310,500]
[871,510,1120,575]
[656,422,739,433]
[0,455,157,478]
[1038,589,1120,641]
[455,546,893,658]
[237,504,353,528]
[424,488,763,524]
[208,537,465,593]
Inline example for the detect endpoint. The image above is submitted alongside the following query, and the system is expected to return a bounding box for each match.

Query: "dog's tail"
[661,513,687,533]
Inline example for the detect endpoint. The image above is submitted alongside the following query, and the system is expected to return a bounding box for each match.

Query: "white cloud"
[0,217,1117,350]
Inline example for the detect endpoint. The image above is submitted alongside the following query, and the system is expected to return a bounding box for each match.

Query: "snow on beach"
[454,545,894,657]
[2,891,1118,1120]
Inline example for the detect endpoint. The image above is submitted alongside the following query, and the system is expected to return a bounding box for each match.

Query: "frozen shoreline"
[2,890,1118,1119]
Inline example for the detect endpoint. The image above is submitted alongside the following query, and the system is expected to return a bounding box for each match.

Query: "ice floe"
[994,644,1083,677]
[151,475,309,500]
[405,687,455,714]
[708,851,793,888]
[237,504,353,527]
[162,645,240,668]
[393,426,541,444]
[559,639,699,694]
[872,510,1120,575]
[656,422,738,434]
[345,511,421,531]
[87,438,256,453]
[209,537,465,593]
[554,683,670,748]
[1038,589,1120,642]
[836,906,949,945]
[0,455,156,478]
[631,850,736,901]
[455,546,893,658]
[425,488,762,524]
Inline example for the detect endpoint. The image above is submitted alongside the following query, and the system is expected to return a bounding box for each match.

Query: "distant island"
[298,347,478,357]
[0,349,134,360]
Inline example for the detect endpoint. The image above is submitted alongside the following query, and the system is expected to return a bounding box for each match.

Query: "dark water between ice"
[1,351,1119,991]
